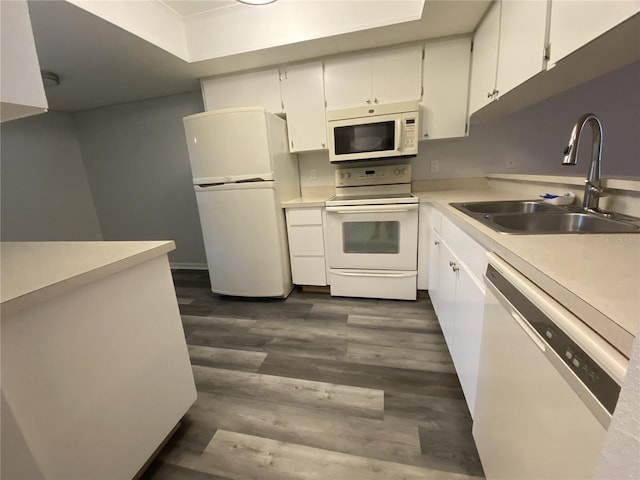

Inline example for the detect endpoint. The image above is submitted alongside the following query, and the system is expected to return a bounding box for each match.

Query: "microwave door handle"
[396,118,402,152]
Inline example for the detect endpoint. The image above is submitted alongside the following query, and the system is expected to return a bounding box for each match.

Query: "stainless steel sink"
[491,212,640,234]
[450,200,640,234]
[454,200,564,214]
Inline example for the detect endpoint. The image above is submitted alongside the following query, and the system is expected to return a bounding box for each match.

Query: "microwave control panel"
[402,116,417,152]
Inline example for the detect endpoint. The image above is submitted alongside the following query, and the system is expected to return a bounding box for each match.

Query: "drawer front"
[441,215,487,284]
[287,208,323,226]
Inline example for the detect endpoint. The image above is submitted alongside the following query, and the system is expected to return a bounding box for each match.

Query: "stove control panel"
[335,164,412,187]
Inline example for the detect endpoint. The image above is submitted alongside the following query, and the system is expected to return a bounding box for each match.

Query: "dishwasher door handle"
[326,204,419,214]
[510,310,546,352]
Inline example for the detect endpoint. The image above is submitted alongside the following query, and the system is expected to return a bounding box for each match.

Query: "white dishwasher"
[473,253,628,480]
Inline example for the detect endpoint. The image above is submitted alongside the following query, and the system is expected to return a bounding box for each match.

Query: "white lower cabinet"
[285,207,327,286]
[428,209,486,416]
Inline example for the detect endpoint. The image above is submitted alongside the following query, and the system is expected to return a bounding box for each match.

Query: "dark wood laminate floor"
[142,271,484,480]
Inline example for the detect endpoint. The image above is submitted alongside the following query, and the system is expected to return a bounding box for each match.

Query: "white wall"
[0,111,102,241]
[73,92,206,267]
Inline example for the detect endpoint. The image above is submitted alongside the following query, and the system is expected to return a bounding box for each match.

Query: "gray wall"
[1,111,102,241]
[409,60,640,180]
[74,92,206,266]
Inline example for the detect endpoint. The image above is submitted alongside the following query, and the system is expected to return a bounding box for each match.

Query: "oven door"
[325,203,418,270]
[328,114,401,162]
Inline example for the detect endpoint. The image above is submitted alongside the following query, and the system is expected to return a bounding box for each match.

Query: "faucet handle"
[585,180,607,197]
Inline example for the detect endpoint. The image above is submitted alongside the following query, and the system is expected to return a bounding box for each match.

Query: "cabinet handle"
[366,99,372,104]
[321,142,326,148]
[291,141,294,149]
[424,132,429,138]
[452,265,459,273]
[434,240,440,245]
[487,91,493,98]
[374,98,379,104]
[449,260,455,267]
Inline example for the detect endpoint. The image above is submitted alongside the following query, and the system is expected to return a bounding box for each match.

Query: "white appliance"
[183,107,300,297]
[325,163,418,300]
[473,253,627,479]
[326,101,419,163]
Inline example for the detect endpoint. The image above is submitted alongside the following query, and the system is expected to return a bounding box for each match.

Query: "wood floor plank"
[383,391,472,426]
[347,343,457,374]
[258,353,465,399]
[188,345,267,372]
[187,329,273,352]
[182,314,257,329]
[419,425,485,477]
[191,365,384,420]
[347,313,441,332]
[142,462,231,480]
[187,392,422,468]
[195,430,483,480]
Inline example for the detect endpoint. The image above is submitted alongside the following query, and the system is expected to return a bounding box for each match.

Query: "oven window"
[334,121,395,155]
[342,221,400,254]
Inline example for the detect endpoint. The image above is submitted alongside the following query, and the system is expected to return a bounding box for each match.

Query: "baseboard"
[170,263,208,270]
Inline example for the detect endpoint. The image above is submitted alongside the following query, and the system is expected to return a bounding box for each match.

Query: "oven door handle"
[332,270,416,278]
[326,204,419,214]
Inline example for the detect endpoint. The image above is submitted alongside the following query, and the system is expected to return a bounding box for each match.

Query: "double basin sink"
[450,200,640,234]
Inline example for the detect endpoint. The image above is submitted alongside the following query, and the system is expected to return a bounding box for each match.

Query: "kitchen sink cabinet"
[279,61,328,153]
[427,208,487,416]
[420,37,472,141]
[469,0,549,115]
[548,1,639,66]
[285,207,327,286]
[324,44,423,110]
[201,68,283,114]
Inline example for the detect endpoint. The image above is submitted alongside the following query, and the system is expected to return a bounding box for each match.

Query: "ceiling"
[27,0,491,113]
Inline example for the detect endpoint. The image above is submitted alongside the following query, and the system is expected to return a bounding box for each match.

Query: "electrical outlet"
[430,160,440,173]
[309,169,317,180]
[506,159,515,170]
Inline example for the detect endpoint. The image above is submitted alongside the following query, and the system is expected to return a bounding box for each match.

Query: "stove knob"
[345,172,351,179]
[394,168,401,176]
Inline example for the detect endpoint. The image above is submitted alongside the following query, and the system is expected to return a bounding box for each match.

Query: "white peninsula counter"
[1,241,196,480]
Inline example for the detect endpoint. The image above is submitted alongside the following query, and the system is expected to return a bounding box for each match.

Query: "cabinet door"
[201,69,283,113]
[436,240,457,351]
[453,264,485,417]
[428,228,442,313]
[548,0,640,66]
[371,45,423,105]
[468,0,500,114]
[324,54,372,109]
[417,204,432,290]
[421,38,471,140]
[497,0,550,97]
[280,62,328,152]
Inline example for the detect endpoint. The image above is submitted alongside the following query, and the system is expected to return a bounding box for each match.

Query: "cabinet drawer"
[441,216,487,284]
[289,225,325,256]
[286,208,323,226]
[292,257,326,286]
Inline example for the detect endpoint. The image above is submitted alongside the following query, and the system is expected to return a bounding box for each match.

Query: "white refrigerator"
[183,107,300,297]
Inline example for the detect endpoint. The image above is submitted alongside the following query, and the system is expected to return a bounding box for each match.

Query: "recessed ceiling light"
[237,0,277,5]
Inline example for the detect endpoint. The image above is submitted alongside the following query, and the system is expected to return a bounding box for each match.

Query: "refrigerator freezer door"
[184,107,276,184]
[195,182,292,297]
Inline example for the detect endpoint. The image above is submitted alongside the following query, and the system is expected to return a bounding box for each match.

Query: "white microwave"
[326,101,419,163]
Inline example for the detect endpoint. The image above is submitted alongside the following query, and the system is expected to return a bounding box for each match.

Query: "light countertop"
[1,241,176,317]
[415,189,640,358]
[283,193,334,209]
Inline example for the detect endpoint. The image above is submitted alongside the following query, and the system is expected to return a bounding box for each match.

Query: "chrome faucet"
[562,113,606,212]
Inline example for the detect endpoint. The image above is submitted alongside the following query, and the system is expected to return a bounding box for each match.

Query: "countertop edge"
[1,241,176,317]
[416,191,636,357]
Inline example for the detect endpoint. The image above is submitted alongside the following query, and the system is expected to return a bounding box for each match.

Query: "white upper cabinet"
[324,44,422,110]
[468,1,501,114]
[0,0,48,123]
[420,37,472,140]
[497,0,550,96]
[469,0,550,115]
[548,0,640,66]
[280,62,327,152]
[201,68,283,113]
